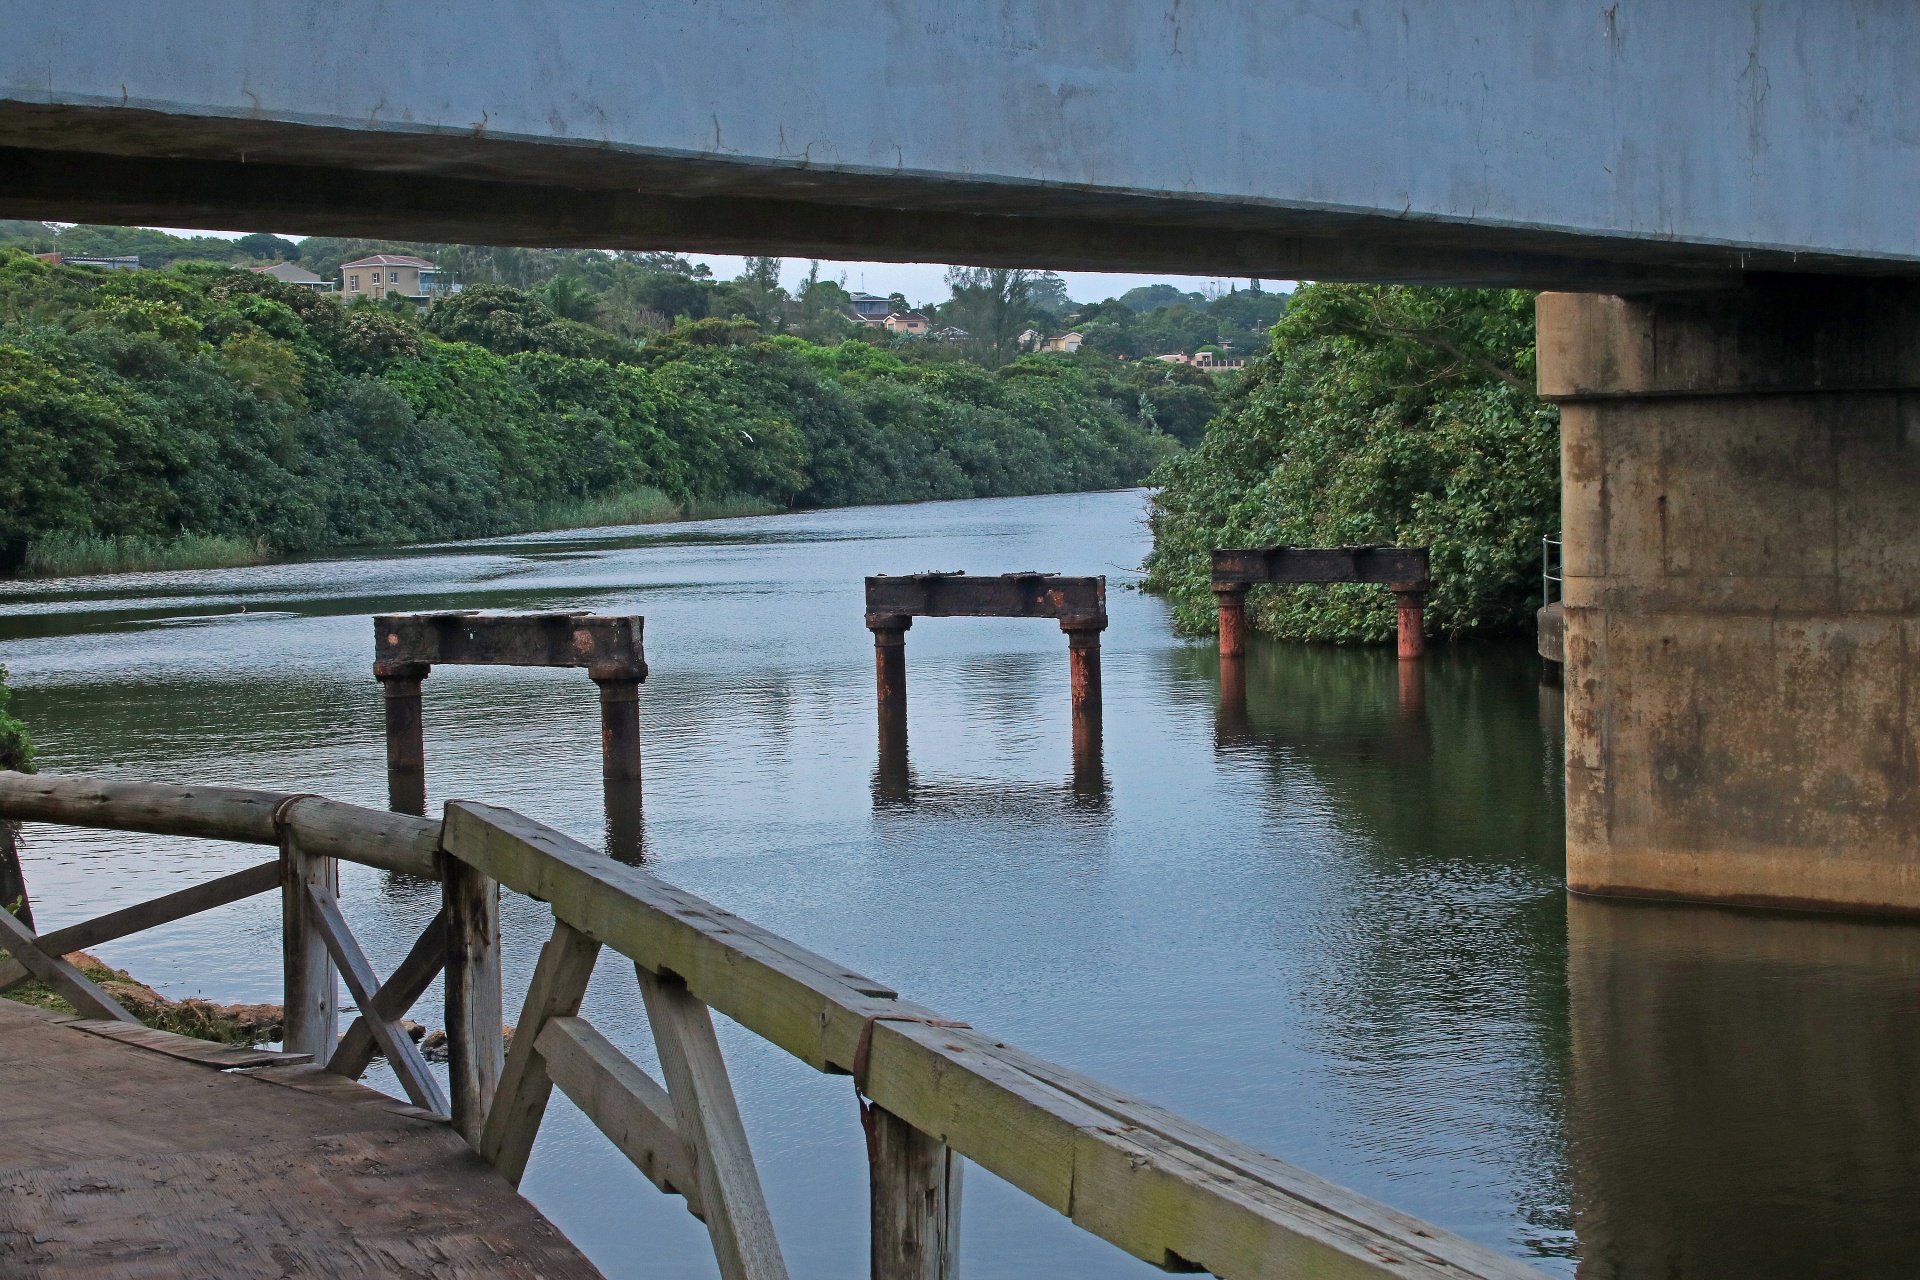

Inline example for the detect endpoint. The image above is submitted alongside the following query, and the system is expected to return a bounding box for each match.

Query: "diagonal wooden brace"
[305,883,449,1117]
[328,910,448,1080]
[480,917,602,1186]
[0,902,138,1024]
[640,965,791,1280]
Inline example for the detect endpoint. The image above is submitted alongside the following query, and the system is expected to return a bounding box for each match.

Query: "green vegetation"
[1144,284,1559,643]
[0,665,29,774]
[0,248,1186,574]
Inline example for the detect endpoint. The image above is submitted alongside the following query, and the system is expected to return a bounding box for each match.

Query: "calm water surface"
[4,490,1917,1279]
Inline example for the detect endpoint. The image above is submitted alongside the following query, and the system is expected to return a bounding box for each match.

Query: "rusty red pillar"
[1394,587,1427,661]
[1215,584,1249,659]
[592,671,644,782]
[375,661,429,816]
[868,613,911,711]
[1063,619,1105,764]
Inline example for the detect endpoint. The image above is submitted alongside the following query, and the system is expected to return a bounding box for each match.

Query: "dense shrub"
[1143,284,1560,643]
[0,252,1176,570]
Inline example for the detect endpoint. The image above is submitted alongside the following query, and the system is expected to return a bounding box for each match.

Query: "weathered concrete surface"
[4,2,1920,285]
[1537,602,1565,667]
[1541,285,1920,913]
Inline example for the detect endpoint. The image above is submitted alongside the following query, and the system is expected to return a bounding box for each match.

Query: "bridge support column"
[376,662,430,817]
[1540,283,1920,914]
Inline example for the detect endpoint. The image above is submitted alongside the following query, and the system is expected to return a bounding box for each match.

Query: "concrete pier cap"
[1539,281,1920,916]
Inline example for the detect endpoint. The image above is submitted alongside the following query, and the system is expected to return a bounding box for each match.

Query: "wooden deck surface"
[0,999,603,1278]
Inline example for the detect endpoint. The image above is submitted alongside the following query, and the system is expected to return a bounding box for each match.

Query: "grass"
[21,531,270,578]
[14,488,783,580]
[0,948,276,1045]
[516,485,779,534]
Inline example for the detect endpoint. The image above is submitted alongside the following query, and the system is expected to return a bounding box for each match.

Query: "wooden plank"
[62,1016,313,1069]
[0,773,440,877]
[281,832,338,1059]
[0,1000,602,1277]
[376,612,647,677]
[639,966,790,1280]
[864,573,1106,623]
[536,1015,703,1215]
[443,853,504,1147]
[0,860,281,992]
[328,911,447,1080]
[868,1103,962,1280]
[1210,546,1430,588]
[444,802,908,1077]
[0,901,137,1023]
[480,917,602,1186]
[443,801,1548,1280]
[306,883,449,1118]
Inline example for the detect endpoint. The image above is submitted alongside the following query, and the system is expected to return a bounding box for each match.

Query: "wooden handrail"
[439,801,1546,1280]
[0,773,1549,1280]
[0,773,440,878]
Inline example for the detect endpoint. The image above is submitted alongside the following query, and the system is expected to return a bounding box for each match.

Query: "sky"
[145,227,1293,308]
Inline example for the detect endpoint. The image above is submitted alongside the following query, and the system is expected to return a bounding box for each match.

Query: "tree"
[940,267,1037,368]
[540,274,602,324]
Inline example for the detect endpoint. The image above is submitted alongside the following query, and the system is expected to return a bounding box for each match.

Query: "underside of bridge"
[8,1,1920,914]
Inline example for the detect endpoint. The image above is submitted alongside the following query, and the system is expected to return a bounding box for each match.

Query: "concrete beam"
[3,2,1919,284]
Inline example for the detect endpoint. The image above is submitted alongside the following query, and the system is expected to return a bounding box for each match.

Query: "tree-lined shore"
[0,250,1205,576]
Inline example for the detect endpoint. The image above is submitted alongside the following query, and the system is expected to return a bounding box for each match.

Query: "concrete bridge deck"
[0,999,601,1278]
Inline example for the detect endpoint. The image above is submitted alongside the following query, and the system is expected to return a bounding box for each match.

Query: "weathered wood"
[0,773,440,877]
[444,803,904,1077]
[639,966,790,1280]
[376,612,647,678]
[480,918,602,1186]
[442,800,1547,1280]
[0,1000,602,1278]
[868,1103,962,1280]
[865,572,1106,623]
[60,1014,312,1069]
[0,906,137,1023]
[328,911,448,1080]
[443,854,504,1147]
[0,860,280,992]
[280,830,338,1060]
[536,1014,703,1215]
[306,883,449,1118]
[1211,546,1431,589]
[0,819,31,930]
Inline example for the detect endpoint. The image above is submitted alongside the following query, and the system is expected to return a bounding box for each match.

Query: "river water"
[4,489,1917,1280]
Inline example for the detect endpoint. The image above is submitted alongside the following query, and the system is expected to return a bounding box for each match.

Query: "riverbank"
[12,486,781,580]
[2,948,283,1044]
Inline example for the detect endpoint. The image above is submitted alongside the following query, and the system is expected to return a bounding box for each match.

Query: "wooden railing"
[0,772,1546,1280]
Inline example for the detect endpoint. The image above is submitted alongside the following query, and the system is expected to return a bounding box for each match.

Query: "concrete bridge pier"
[1539,283,1920,915]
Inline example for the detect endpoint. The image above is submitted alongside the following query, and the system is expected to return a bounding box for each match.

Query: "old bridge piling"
[373,612,646,857]
[864,572,1107,779]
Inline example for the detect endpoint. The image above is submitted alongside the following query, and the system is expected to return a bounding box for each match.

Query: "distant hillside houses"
[339,254,455,305]
[249,262,333,291]
[1019,329,1084,353]
[1156,350,1246,371]
[32,251,139,271]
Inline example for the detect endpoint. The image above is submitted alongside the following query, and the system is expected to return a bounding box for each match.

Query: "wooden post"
[867,614,910,718]
[280,825,338,1059]
[0,820,31,930]
[1214,584,1248,659]
[481,918,602,1186]
[868,1105,963,1280]
[593,673,644,782]
[443,853,504,1148]
[376,661,430,817]
[1393,587,1426,661]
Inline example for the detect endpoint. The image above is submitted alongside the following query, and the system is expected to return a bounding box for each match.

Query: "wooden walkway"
[0,999,602,1278]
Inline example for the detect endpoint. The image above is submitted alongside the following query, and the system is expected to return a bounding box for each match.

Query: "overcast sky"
[146,227,1292,307]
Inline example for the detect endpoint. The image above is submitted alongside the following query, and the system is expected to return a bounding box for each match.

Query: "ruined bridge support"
[1540,282,1920,914]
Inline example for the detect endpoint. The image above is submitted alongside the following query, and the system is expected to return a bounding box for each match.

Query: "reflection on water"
[2,489,1917,1279]
[1568,896,1920,1279]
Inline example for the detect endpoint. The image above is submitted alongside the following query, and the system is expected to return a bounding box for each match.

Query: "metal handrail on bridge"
[1542,535,1563,607]
[0,772,1545,1280]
